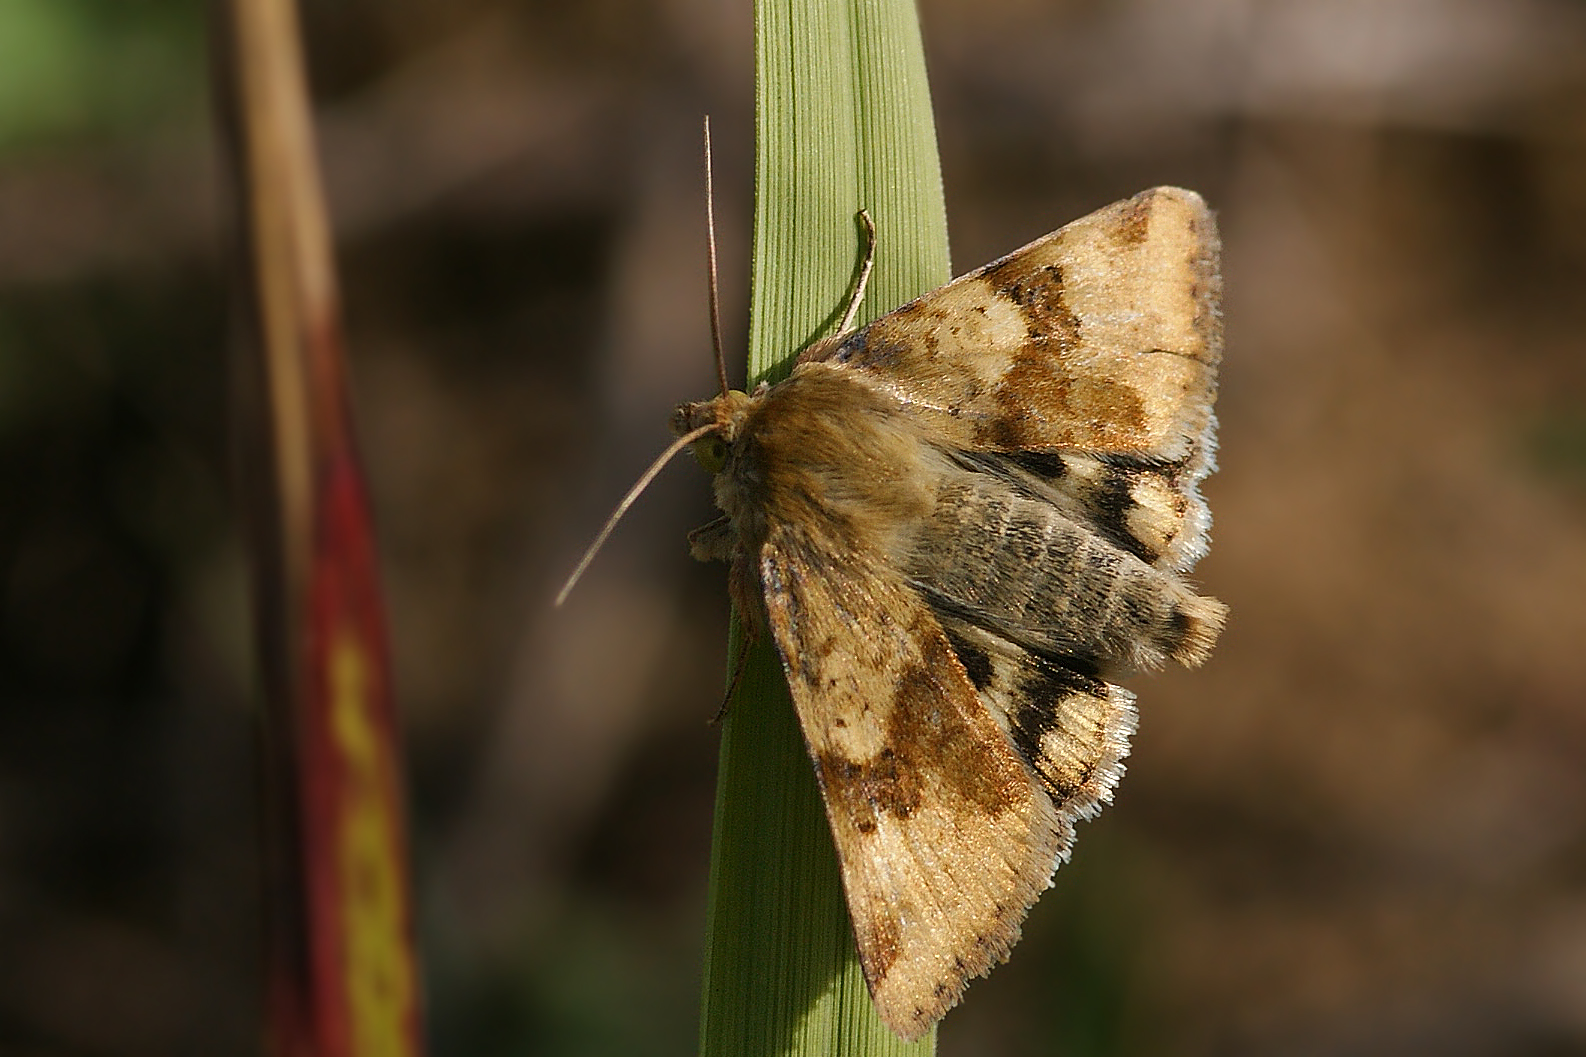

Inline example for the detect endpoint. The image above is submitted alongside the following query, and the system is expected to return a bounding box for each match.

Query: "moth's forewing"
[800,186,1221,460]
[753,465,1069,1039]
[802,186,1222,574]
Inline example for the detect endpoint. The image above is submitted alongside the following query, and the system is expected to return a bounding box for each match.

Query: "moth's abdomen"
[906,475,1224,673]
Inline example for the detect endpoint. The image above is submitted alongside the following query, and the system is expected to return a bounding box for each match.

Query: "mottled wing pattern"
[934,612,1137,851]
[758,516,1067,1041]
[897,455,1223,853]
[802,186,1222,573]
[802,186,1220,458]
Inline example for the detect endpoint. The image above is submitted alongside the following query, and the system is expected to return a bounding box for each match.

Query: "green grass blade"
[697,0,949,1054]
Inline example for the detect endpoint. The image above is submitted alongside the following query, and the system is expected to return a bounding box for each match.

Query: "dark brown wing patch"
[799,186,1221,462]
[960,449,1211,572]
[938,614,1136,821]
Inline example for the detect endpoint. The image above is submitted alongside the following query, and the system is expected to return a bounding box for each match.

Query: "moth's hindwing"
[965,447,1216,575]
[935,614,1136,833]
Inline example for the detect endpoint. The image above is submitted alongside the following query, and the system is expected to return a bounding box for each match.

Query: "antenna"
[558,118,736,607]
[554,423,719,606]
[703,115,729,397]
[837,208,877,335]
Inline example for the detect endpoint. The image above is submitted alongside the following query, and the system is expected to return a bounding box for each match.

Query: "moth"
[564,186,1225,1039]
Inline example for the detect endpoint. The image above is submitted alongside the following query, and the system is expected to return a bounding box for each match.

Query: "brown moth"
[567,186,1225,1039]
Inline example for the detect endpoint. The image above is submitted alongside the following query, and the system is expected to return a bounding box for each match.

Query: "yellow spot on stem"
[330,633,415,1057]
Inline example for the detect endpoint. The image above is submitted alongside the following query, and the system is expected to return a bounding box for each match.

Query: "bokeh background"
[5,0,1586,1054]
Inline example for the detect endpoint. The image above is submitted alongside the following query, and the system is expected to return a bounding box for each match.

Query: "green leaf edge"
[696,0,949,1055]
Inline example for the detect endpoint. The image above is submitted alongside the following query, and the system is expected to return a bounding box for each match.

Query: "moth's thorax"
[713,364,938,558]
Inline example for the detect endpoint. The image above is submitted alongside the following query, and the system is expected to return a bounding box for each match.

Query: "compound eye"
[694,435,728,474]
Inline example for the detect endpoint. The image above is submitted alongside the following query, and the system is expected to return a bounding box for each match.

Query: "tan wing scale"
[799,186,1221,463]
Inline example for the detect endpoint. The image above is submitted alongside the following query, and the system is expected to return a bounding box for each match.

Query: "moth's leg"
[836,209,877,335]
[687,515,733,562]
[710,631,753,725]
[712,547,764,724]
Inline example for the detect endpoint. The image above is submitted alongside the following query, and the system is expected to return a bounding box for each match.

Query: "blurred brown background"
[4,0,1586,1054]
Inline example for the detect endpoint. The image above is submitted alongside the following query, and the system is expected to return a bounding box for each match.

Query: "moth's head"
[670,388,755,474]
[556,388,753,607]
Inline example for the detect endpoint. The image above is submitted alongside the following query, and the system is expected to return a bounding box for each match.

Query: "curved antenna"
[837,208,877,335]
[555,423,719,607]
[703,115,729,397]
